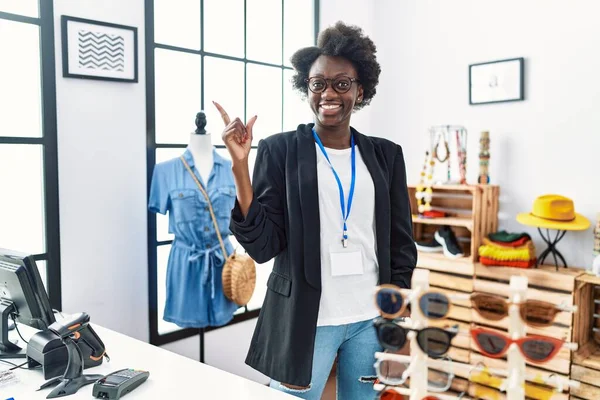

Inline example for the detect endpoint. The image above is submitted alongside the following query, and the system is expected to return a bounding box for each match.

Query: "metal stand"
[38,336,103,398]
[0,301,26,359]
[536,228,568,268]
[199,328,204,363]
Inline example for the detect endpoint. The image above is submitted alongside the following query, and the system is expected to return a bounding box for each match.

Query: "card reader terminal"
[92,368,149,399]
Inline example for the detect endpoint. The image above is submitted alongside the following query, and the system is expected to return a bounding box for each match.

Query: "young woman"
[214,22,416,400]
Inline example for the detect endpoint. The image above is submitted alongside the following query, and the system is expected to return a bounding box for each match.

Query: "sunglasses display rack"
[374,353,580,400]
[410,268,432,399]
[471,264,586,399]
[470,264,586,399]
[505,276,528,400]
[374,268,471,400]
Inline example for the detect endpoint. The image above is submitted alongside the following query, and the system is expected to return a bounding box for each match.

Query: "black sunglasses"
[373,318,457,358]
[304,76,359,94]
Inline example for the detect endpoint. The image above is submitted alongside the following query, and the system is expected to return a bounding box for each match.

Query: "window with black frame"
[0,1,61,310]
[146,0,319,345]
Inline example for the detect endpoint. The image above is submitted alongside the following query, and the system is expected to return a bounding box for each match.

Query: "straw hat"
[516,194,590,231]
[222,254,256,306]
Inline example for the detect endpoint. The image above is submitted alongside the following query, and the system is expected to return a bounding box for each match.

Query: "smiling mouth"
[320,104,342,110]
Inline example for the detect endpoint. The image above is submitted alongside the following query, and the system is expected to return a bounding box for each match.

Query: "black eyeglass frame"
[304,76,360,94]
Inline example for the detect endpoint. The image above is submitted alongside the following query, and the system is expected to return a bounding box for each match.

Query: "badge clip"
[342,230,348,248]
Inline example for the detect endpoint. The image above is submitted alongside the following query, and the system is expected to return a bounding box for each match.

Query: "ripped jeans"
[270,318,381,400]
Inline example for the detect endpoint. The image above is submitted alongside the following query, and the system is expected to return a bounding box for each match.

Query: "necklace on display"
[415,151,435,214]
[433,132,450,163]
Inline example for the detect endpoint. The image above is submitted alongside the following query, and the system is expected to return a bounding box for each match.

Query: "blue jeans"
[270,318,381,400]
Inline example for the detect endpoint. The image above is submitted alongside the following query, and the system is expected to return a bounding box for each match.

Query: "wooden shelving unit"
[408,183,499,266]
[571,273,600,399]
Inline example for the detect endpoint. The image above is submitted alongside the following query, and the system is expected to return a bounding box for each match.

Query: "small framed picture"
[61,15,138,83]
[469,58,524,105]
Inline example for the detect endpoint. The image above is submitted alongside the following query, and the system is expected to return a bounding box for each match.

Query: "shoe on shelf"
[415,238,443,253]
[434,226,465,259]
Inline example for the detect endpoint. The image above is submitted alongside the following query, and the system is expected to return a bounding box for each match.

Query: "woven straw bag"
[181,156,256,306]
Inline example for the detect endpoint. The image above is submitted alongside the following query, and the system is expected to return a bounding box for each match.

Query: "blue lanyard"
[312,127,356,248]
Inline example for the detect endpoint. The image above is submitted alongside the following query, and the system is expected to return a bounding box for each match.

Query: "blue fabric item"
[269,318,381,400]
[149,148,239,328]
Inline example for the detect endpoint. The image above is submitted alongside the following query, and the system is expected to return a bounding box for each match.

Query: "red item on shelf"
[489,236,530,247]
[421,210,447,218]
[479,256,537,269]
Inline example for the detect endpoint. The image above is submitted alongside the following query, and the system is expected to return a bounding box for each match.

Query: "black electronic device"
[92,369,150,399]
[38,312,106,398]
[27,323,106,379]
[0,248,56,359]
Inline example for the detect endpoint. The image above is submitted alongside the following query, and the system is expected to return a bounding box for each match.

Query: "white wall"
[54,0,149,341]
[325,0,600,268]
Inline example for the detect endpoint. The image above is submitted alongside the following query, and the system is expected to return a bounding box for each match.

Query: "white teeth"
[321,104,340,110]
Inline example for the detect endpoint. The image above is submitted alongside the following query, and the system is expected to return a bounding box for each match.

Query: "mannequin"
[188,111,214,185]
[148,110,239,334]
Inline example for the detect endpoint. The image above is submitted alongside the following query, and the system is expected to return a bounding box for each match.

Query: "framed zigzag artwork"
[61,16,138,83]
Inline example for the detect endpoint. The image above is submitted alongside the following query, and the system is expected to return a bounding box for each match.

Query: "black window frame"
[145,0,319,347]
[0,1,62,310]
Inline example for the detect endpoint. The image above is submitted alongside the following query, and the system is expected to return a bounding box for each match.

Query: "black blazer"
[230,123,417,387]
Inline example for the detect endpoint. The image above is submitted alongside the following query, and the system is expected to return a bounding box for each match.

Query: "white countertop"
[2,323,293,399]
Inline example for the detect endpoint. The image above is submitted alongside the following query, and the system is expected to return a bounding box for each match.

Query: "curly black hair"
[290,21,381,110]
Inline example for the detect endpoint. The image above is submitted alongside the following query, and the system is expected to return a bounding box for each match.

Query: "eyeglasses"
[374,318,458,357]
[304,76,359,94]
[470,327,576,363]
[374,352,453,391]
[375,285,455,320]
[470,293,573,328]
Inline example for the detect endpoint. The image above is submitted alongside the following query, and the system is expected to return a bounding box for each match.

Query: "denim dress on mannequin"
[148,113,239,328]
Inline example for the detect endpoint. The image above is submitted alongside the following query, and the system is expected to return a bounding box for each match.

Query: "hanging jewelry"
[456,129,467,184]
[433,131,450,163]
[416,151,435,214]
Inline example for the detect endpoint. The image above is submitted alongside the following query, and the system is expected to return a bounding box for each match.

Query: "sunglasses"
[470,327,576,363]
[375,285,456,320]
[469,367,561,399]
[374,352,453,391]
[374,318,458,357]
[470,293,572,328]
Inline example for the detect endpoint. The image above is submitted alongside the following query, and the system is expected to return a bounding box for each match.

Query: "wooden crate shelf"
[412,215,474,231]
[417,252,474,276]
[408,184,499,265]
[570,273,600,399]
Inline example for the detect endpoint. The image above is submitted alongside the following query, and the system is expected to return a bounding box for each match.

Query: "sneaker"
[434,226,465,259]
[415,238,443,253]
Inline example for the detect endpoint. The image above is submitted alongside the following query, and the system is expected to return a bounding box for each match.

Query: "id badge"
[330,244,364,277]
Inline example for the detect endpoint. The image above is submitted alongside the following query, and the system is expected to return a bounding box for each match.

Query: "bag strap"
[180,156,228,259]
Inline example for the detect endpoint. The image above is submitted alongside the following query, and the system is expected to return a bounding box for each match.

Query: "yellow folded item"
[478,242,536,261]
[482,237,533,250]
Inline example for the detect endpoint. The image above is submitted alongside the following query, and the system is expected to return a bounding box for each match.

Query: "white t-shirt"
[315,143,380,326]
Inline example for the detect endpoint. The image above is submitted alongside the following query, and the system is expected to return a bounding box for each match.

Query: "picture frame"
[469,58,524,105]
[61,15,138,83]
